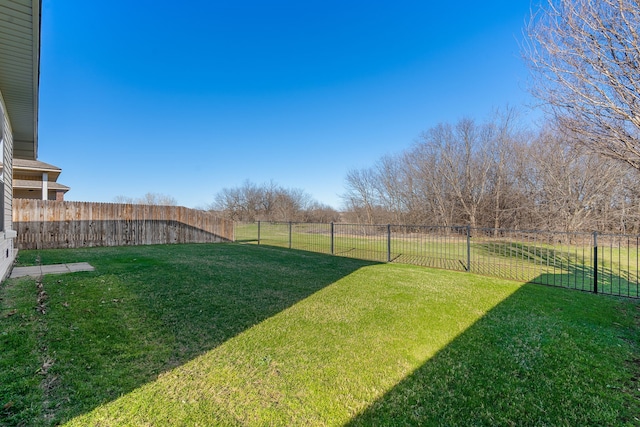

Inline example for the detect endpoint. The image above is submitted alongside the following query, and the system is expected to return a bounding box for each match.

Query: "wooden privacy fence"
[13,199,234,250]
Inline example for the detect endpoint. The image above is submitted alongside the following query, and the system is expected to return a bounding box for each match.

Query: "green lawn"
[1,243,638,426]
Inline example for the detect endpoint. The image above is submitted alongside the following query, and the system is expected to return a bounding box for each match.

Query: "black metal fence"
[234,221,640,299]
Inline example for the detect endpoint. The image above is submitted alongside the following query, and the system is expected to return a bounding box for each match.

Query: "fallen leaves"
[38,356,55,376]
[36,279,47,315]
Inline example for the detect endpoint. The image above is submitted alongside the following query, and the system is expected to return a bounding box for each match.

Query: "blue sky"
[38,0,538,209]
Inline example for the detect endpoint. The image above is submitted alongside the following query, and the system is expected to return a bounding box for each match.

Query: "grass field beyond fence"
[1,243,639,426]
[236,221,640,298]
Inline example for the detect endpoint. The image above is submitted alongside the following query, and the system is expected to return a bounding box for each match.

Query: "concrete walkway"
[10,262,95,278]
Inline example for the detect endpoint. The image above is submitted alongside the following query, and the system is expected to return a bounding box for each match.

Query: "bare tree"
[613,169,640,233]
[212,186,246,221]
[259,180,280,220]
[342,168,379,224]
[274,187,311,221]
[213,181,333,222]
[520,127,628,233]
[340,108,640,232]
[113,195,135,204]
[417,118,493,228]
[302,201,341,223]
[113,192,177,206]
[373,155,412,224]
[407,140,457,226]
[139,192,178,206]
[212,181,264,221]
[525,0,640,170]
[483,107,530,231]
[342,112,530,228]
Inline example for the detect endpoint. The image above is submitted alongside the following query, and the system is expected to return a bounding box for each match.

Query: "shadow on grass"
[472,241,640,298]
[472,241,584,264]
[346,274,639,426]
[3,243,379,425]
[522,256,640,297]
[529,262,595,292]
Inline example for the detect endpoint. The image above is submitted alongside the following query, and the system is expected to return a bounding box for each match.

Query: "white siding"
[0,91,15,281]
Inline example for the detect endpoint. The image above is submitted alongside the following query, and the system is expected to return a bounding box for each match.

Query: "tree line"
[341,111,640,233]
[113,193,178,206]
[211,180,339,223]
[212,108,640,233]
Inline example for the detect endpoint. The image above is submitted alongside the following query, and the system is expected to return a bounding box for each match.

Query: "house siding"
[0,91,16,281]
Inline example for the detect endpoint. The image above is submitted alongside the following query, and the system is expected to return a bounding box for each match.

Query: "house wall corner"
[0,91,17,281]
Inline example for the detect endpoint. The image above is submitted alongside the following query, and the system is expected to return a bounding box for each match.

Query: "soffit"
[0,0,40,160]
[14,178,69,191]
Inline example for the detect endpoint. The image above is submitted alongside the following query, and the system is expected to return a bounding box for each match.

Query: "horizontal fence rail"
[13,200,234,249]
[235,221,640,299]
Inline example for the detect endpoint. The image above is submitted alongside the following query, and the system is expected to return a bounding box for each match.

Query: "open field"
[1,243,639,426]
[236,222,640,297]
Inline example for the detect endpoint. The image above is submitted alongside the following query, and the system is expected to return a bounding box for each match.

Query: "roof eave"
[2,0,42,160]
[31,0,40,160]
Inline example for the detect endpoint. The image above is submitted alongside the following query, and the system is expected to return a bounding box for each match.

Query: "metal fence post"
[593,231,598,294]
[289,221,292,249]
[387,224,391,262]
[257,221,261,245]
[330,222,334,255]
[467,225,471,272]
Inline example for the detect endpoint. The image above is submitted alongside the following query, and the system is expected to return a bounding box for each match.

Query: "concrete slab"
[9,265,42,278]
[39,264,70,275]
[66,262,94,273]
[10,262,95,278]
